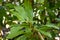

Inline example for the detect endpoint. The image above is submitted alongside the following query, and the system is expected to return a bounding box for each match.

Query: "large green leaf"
[10,6,27,21]
[6,23,31,39]
[6,25,24,39]
[7,30,24,39]
[24,0,33,21]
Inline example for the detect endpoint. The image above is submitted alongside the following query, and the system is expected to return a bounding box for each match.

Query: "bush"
[0,0,60,40]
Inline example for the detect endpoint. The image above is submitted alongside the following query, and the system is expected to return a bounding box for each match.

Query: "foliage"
[0,0,60,40]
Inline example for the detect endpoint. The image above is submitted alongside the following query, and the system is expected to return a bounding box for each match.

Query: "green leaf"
[39,30,52,38]
[10,6,27,21]
[5,3,14,9]
[55,18,60,22]
[6,25,24,39]
[16,35,27,40]
[24,27,32,37]
[7,30,24,39]
[42,24,59,29]
[24,0,33,21]
[40,26,52,31]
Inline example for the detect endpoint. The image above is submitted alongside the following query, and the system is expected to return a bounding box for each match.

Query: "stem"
[29,22,44,40]
[37,31,44,40]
